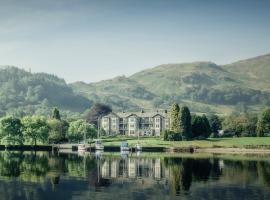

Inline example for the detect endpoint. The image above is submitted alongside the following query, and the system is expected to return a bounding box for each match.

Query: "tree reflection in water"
[0,151,269,200]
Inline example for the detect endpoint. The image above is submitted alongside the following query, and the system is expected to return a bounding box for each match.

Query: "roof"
[103,111,170,118]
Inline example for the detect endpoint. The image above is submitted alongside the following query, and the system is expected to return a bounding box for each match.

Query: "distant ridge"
[0,53,269,116]
[71,53,270,114]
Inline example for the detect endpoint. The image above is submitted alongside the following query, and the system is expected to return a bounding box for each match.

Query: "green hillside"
[0,66,91,117]
[223,53,270,91]
[1,54,269,116]
[70,76,155,111]
[71,54,270,114]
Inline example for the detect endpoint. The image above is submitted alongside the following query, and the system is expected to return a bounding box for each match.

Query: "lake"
[0,151,269,200]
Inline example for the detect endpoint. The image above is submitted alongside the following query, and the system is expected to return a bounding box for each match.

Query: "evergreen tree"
[170,103,180,133]
[201,115,211,138]
[208,114,222,137]
[257,108,270,137]
[51,108,61,120]
[179,106,192,139]
[48,119,69,144]
[192,114,211,138]
[85,103,112,126]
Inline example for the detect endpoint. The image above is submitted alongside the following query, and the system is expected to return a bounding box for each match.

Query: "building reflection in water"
[0,151,270,200]
[99,156,168,185]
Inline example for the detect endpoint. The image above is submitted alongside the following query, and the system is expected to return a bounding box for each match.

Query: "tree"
[191,115,211,138]
[0,116,24,145]
[257,108,270,137]
[21,116,49,146]
[51,108,61,120]
[48,119,69,144]
[208,114,222,137]
[179,106,192,139]
[170,103,180,133]
[68,119,97,143]
[85,103,112,126]
[222,113,258,137]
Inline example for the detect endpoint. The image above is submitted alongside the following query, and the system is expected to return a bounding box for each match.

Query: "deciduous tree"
[68,119,97,143]
[0,116,23,145]
[257,108,270,137]
[22,116,49,146]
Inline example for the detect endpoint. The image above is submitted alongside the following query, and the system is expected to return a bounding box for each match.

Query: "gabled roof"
[103,111,170,118]
[102,112,119,118]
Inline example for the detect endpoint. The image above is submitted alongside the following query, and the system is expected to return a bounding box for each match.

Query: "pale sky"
[0,0,270,83]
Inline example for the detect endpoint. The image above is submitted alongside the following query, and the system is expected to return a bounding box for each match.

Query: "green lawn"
[101,136,270,148]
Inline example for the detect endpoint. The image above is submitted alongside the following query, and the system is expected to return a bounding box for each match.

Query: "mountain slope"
[222,53,270,91]
[71,54,270,114]
[130,62,240,95]
[0,66,91,116]
[2,53,268,116]
[70,76,155,111]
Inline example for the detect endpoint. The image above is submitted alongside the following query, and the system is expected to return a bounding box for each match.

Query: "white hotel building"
[100,110,170,136]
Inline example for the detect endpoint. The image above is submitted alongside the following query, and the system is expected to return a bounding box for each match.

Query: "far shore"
[2,136,270,155]
[195,147,270,154]
[1,136,270,154]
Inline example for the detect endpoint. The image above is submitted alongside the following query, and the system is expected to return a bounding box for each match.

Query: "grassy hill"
[71,54,270,114]
[223,53,270,91]
[1,54,269,116]
[70,76,155,111]
[130,62,237,94]
[0,66,91,117]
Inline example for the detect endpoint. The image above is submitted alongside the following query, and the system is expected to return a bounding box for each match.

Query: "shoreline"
[195,147,270,154]
[2,144,270,154]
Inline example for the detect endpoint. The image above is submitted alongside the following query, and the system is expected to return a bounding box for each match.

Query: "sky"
[0,0,270,83]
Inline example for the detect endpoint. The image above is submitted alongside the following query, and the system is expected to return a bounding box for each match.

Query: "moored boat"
[95,139,104,150]
[78,144,87,152]
[120,141,130,152]
[135,143,142,151]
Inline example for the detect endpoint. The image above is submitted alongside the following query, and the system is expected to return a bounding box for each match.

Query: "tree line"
[0,108,97,145]
[165,103,270,141]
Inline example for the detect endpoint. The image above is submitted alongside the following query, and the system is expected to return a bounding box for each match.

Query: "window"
[129,117,135,122]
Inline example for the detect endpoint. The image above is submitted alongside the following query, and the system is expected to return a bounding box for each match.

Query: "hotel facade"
[100,110,170,136]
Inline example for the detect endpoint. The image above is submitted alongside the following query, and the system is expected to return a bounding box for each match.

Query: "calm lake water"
[0,151,269,200]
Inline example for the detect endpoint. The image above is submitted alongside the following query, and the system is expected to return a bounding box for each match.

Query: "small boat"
[120,141,130,152]
[135,143,142,151]
[121,151,129,159]
[95,139,104,150]
[78,144,87,152]
[95,150,103,158]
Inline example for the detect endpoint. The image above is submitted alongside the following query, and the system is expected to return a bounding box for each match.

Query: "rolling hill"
[71,54,270,114]
[222,53,270,91]
[1,54,269,117]
[0,66,91,117]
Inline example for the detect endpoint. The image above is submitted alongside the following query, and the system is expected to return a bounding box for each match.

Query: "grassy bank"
[101,136,270,149]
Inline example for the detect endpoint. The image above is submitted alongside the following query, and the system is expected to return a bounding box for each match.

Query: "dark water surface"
[0,151,269,200]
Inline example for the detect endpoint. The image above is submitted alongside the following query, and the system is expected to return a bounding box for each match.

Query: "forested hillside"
[71,54,270,114]
[0,66,91,117]
[1,54,270,116]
